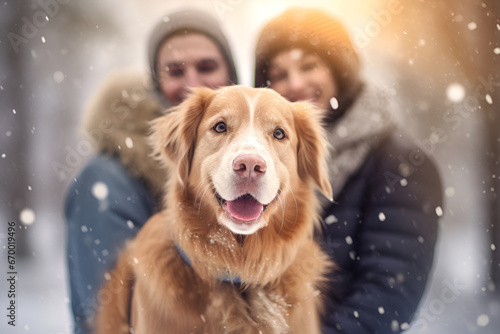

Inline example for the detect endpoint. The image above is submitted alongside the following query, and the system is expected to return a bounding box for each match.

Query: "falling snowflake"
[467,22,477,30]
[391,320,399,332]
[329,97,339,110]
[378,212,386,222]
[92,182,109,200]
[20,208,35,225]
[476,314,489,327]
[53,71,64,83]
[125,137,134,148]
[435,206,444,217]
[446,83,465,103]
[325,215,338,225]
[485,94,493,104]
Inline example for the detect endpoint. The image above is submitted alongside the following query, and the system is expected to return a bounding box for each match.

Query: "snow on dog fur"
[96,85,334,334]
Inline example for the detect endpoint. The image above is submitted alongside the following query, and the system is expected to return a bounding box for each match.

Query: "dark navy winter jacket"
[320,131,442,333]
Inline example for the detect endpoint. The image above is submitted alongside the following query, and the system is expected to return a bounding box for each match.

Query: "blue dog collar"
[174,242,242,284]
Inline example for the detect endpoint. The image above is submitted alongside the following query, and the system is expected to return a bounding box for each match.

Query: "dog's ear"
[150,87,215,186]
[293,102,333,201]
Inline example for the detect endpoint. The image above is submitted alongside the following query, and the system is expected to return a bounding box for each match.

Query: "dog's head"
[151,85,332,235]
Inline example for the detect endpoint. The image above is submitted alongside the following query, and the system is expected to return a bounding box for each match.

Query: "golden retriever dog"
[96,86,333,334]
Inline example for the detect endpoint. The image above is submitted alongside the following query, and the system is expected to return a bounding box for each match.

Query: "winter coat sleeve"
[321,136,443,333]
[64,154,156,334]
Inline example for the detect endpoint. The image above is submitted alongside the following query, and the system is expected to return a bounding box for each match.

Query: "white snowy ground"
[0,209,72,334]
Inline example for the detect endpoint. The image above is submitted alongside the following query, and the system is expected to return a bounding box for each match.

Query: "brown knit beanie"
[255,7,362,117]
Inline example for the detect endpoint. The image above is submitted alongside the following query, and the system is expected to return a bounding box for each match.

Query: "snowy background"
[0,0,499,333]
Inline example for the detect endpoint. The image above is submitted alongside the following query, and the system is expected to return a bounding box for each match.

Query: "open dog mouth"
[215,193,270,222]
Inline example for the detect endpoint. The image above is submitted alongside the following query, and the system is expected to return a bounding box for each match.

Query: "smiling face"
[268,48,337,110]
[156,33,230,105]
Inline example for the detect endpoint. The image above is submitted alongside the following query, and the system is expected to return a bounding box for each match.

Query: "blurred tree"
[377,0,500,289]
[1,0,121,257]
[437,0,500,290]
[0,1,33,257]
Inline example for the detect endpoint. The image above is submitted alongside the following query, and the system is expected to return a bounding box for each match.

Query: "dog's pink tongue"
[227,195,263,222]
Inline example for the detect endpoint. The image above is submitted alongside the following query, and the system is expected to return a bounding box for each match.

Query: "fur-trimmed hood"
[324,82,398,199]
[82,70,166,197]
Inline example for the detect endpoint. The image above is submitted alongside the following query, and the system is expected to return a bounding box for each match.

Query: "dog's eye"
[273,128,285,140]
[213,122,227,133]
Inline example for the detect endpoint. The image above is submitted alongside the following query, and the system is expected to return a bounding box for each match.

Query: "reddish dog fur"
[96,86,333,333]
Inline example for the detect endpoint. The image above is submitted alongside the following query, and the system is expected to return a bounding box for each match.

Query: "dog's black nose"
[233,154,267,179]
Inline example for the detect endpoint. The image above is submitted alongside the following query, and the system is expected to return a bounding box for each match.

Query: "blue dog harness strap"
[174,242,242,284]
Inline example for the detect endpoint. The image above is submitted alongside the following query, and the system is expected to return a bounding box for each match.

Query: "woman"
[64,9,238,334]
[254,8,443,333]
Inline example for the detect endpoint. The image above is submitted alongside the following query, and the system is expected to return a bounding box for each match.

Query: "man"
[64,9,238,333]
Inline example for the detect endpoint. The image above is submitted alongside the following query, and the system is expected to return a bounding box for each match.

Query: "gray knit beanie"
[148,9,238,106]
